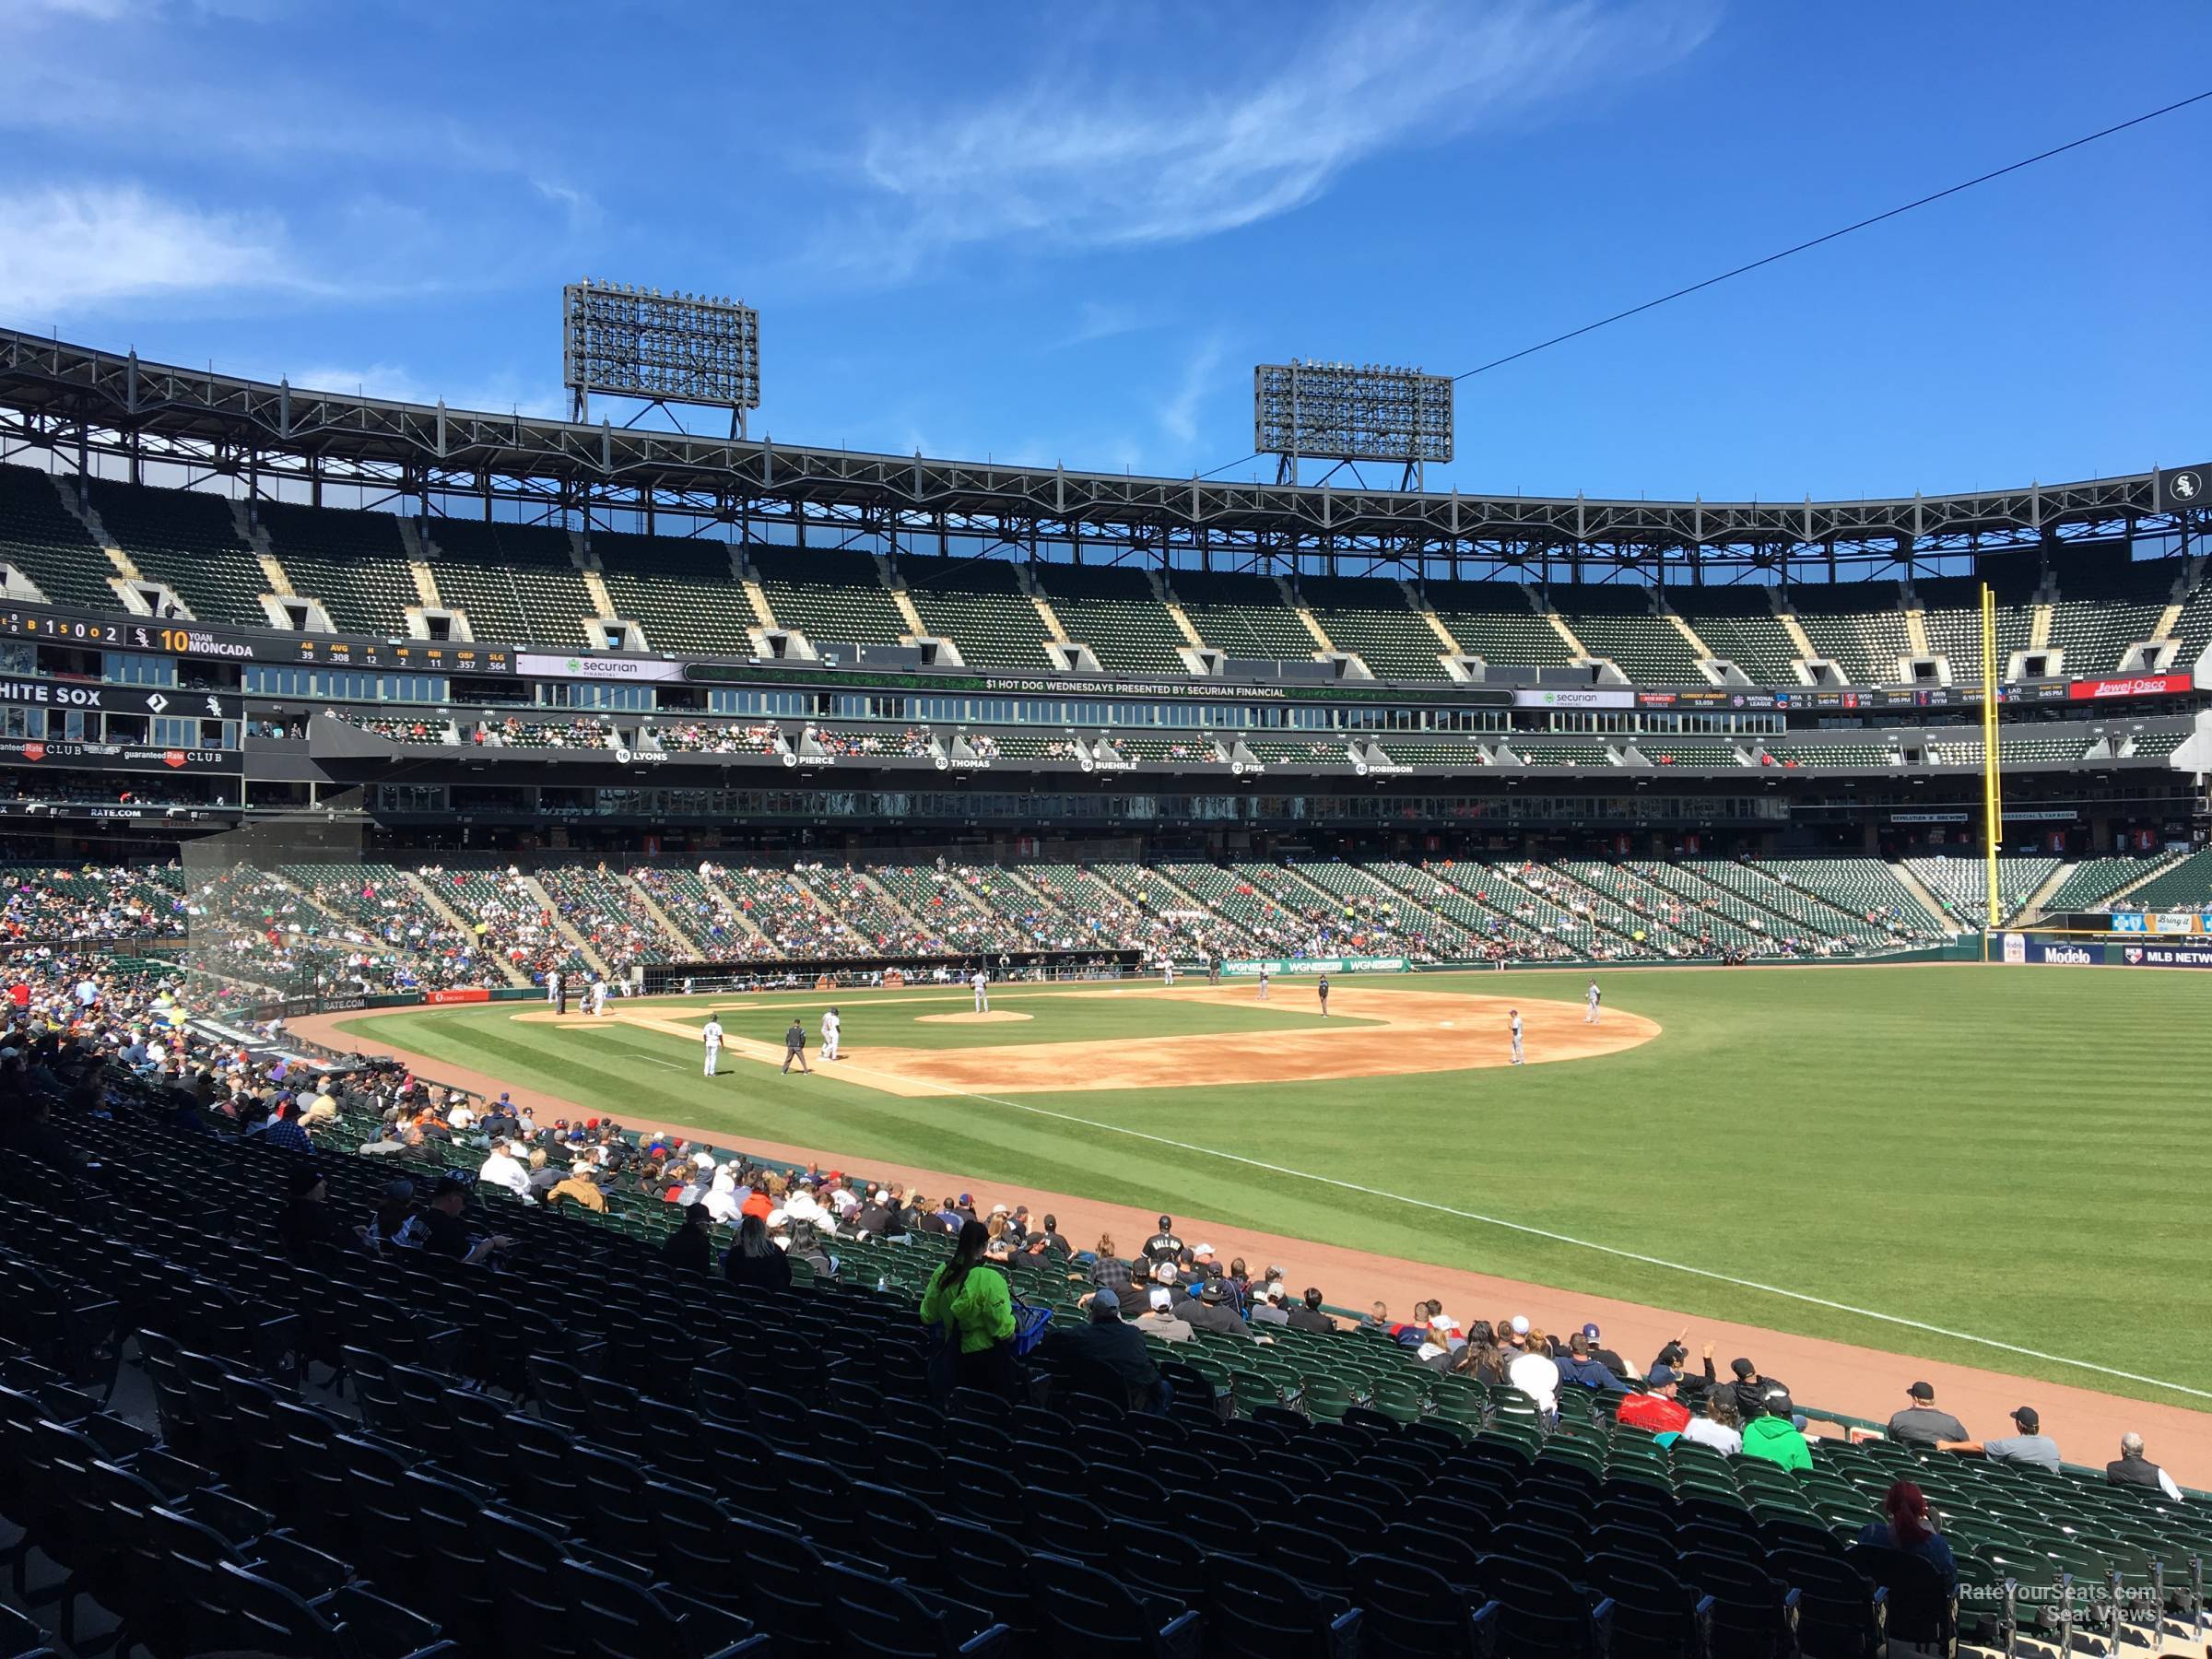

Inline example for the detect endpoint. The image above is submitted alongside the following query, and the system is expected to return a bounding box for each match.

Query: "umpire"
[781,1018,813,1075]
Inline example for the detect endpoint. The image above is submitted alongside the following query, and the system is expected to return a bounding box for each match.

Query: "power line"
[1194,88,2212,484]
[1453,87,2212,383]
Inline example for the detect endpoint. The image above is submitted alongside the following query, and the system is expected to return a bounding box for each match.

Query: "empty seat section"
[255,499,418,635]
[1905,854,2059,924]
[1299,576,1450,680]
[1427,582,1574,666]
[1916,577,2033,684]
[592,531,755,653]
[1760,742,1891,767]
[88,478,268,625]
[901,556,1053,667]
[1675,588,1801,684]
[2124,848,2212,910]
[1789,584,1911,683]
[2041,851,2185,911]
[1757,857,1941,931]
[748,545,908,647]
[1171,570,1317,661]
[1555,588,1702,680]
[0,463,116,608]
[2166,580,2212,667]
[421,518,594,647]
[2044,547,2182,673]
[1035,564,1190,673]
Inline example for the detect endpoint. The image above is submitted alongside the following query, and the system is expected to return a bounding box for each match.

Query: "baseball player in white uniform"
[1162,958,1176,987]
[1256,967,1270,1002]
[546,969,561,1009]
[590,978,609,1018]
[971,970,989,1013]
[1584,981,1600,1025]
[701,1015,724,1077]
[1508,1007,1524,1065]
[820,1006,841,1062]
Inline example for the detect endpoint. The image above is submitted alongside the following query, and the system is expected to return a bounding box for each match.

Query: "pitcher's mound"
[917,1010,1034,1025]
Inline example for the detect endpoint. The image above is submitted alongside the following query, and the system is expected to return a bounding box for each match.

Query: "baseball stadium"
[3,10,2211,1656]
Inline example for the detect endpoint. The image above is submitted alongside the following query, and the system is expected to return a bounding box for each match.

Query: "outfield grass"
[339,965,2212,1408]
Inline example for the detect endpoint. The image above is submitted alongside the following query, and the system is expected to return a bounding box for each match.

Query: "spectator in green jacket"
[920,1218,1017,1396]
[1740,1389,1814,1472]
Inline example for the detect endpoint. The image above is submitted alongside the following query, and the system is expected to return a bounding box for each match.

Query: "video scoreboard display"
[0,610,513,675]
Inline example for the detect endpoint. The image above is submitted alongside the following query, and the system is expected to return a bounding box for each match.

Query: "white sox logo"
[2171,470,2202,503]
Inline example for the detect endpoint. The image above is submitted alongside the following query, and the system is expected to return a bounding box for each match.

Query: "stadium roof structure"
[0,327,2200,584]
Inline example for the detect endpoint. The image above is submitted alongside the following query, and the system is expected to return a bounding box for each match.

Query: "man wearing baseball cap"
[1939,1406,2060,1473]
[1582,1323,1629,1382]
[1887,1381,1968,1448]
[1041,1288,1164,1409]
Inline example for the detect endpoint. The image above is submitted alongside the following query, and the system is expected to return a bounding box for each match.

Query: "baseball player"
[547,969,562,1013]
[782,1017,813,1075]
[971,969,989,1013]
[820,1006,841,1062]
[590,977,610,1018]
[700,1014,724,1077]
[1584,980,1601,1025]
[1508,1007,1524,1065]
[1256,966,1270,1002]
[1162,958,1176,987]
[1316,974,1330,1017]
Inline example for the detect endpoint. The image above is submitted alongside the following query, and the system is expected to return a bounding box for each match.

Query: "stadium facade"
[0,330,2205,905]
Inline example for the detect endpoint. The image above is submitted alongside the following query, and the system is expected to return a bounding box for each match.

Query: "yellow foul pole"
[1982,582,2003,941]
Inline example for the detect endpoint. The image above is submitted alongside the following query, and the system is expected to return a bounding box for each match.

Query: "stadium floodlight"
[562,278,760,434]
[1254,359,1453,488]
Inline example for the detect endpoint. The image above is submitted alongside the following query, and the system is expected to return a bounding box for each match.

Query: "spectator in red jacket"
[1616,1368,1693,1436]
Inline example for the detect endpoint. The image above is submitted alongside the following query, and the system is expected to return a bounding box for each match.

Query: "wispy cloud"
[1049,300,1164,351]
[1158,336,1228,448]
[288,361,567,420]
[848,0,1713,273]
[0,183,324,318]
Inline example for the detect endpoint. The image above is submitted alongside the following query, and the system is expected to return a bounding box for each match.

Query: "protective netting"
[180,789,365,1006]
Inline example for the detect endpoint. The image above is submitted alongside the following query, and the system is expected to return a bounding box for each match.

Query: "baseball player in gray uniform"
[1509,1007,1524,1065]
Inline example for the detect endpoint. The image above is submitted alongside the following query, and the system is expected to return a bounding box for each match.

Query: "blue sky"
[1,0,2206,501]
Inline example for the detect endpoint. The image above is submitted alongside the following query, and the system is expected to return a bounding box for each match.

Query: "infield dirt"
[509,983,1660,1096]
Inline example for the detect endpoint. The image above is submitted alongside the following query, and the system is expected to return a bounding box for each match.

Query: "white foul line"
[799,1052,2210,1403]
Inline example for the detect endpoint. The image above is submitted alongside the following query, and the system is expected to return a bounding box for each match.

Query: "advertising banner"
[2022,941,2105,966]
[2112,942,2212,969]
[1220,956,1408,976]
[517,652,684,683]
[424,987,492,1006]
[2068,674,2193,700]
[1514,688,1634,711]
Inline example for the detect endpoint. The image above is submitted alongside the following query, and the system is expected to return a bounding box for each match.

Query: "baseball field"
[329,963,2212,1413]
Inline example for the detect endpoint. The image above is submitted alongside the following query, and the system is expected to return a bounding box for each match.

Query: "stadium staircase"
[854,869,933,939]
[523,873,613,979]
[699,868,776,951]
[2016,861,2074,922]
[1884,861,1956,930]
[236,500,295,605]
[1155,575,1206,650]
[1777,609,1819,673]
[401,871,532,986]
[395,519,443,613]
[1700,860,1901,947]
[618,873,702,958]
[1545,606,1588,661]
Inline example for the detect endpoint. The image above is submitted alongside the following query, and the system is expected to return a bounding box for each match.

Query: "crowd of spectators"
[645,721,781,756]
[338,713,453,744]
[808,725,935,759]
[1,863,187,943]
[470,716,615,749]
